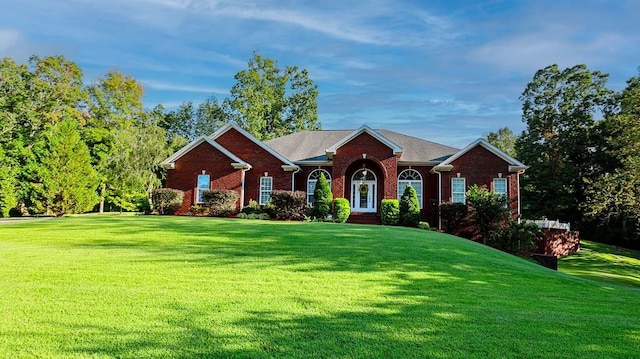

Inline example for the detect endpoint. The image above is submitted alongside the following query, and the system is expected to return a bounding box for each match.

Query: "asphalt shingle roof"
[265,129,459,163]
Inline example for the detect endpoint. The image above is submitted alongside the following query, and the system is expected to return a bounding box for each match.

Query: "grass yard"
[559,240,640,288]
[1,215,639,358]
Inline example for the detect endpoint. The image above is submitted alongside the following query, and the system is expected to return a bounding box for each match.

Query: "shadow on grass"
[7,216,640,358]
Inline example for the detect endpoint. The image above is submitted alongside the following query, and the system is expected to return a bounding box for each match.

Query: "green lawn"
[559,240,640,288]
[1,215,639,358]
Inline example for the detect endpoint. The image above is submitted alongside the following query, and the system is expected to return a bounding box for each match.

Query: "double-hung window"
[451,177,466,204]
[398,169,423,208]
[196,174,210,203]
[259,177,273,205]
[493,178,507,197]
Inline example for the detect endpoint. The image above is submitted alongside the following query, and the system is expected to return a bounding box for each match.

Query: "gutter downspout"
[240,167,250,211]
[291,167,302,192]
[516,169,525,218]
[436,170,442,231]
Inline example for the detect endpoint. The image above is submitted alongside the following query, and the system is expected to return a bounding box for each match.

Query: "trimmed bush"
[381,199,400,225]
[270,190,307,220]
[189,205,208,216]
[490,220,541,254]
[418,221,430,230]
[333,198,350,223]
[151,188,184,215]
[439,202,468,234]
[399,185,421,227]
[313,173,333,219]
[201,189,239,217]
[241,199,261,215]
[466,184,510,244]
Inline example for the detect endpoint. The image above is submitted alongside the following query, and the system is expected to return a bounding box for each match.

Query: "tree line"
[486,65,640,246]
[0,52,320,217]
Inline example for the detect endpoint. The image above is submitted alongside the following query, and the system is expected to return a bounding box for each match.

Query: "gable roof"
[325,125,404,159]
[265,128,459,165]
[160,136,250,170]
[433,138,528,172]
[211,123,298,171]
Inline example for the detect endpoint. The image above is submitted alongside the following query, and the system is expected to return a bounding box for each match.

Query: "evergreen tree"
[399,185,420,227]
[313,173,332,219]
[31,119,99,216]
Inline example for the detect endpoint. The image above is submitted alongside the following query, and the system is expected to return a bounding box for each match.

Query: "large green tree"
[29,119,99,216]
[224,52,320,140]
[485,127,517,157]
[515,64,612,226]
[85,70,170,212]
[162,96,227,142]
[584,73,640,243]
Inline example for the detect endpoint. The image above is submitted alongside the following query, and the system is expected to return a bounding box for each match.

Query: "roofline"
[294,160,333,166]
[160,136,249,169]
[211,123,297,168]
[437,138,528,171]
[325,125,404,158]
[397,161,441,167]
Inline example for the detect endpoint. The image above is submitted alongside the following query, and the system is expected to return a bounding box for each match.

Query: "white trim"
[350,169,377,213]
[211,123,298,170]
[436,138,528,172]
[160,135,250,170]
[398,169,423,208]
[451,177,466,204]
[307,169,332,204]
[258,176,273,205]
[325,125,404,159]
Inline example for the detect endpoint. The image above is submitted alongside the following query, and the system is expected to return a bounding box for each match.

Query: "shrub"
[237,212,271,220]
[270,190,307,220]
[490,221,541,254]
[190,205,208,216]
[241,199,261,215]
[381,199,400,225]
[201,189,239,217]
[333,198,350,223]
[399,185,421,227]
[313,173,333,219]
[439,202,468,234]
[418,221,430,230]
[466,185,510,244]
[151,188,184,215]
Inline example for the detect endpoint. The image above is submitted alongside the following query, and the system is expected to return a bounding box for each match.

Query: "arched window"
[398,169,423,208]
[307,169,331,204]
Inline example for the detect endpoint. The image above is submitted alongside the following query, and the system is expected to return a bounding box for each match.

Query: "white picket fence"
[519,218,571,231]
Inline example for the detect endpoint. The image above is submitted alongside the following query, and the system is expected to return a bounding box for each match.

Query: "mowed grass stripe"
[0,215,639,358]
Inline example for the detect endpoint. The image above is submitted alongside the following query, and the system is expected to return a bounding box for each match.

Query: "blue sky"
[1,0,639,147]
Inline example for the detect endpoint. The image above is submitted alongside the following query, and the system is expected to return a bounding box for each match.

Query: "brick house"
[160,123,528,227]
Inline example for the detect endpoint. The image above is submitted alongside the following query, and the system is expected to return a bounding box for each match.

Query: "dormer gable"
[160,136,251,170]
[324,125,404,159]
[432,138,528,173]
[211,123,299,171]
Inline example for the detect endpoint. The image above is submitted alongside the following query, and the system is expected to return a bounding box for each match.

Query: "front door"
[351,169,377,213]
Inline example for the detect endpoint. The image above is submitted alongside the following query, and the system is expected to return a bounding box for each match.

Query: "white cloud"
[142,79,229,95]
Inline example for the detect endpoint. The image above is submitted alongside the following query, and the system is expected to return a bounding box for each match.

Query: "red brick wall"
[442,145,520,213]
[165,141,243,214]
[330,132,398,211]
[215,128,294,202]
[538,229,580,257]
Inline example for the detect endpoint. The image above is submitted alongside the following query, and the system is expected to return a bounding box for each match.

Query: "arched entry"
[351,168,377,212]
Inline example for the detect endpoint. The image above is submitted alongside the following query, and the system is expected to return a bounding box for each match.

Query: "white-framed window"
[451,177,466,204]
[398,169,423,208]
[259,177,273,205]
[307,169,331,204]
[493,178,507,196]
[196,174,210,203]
